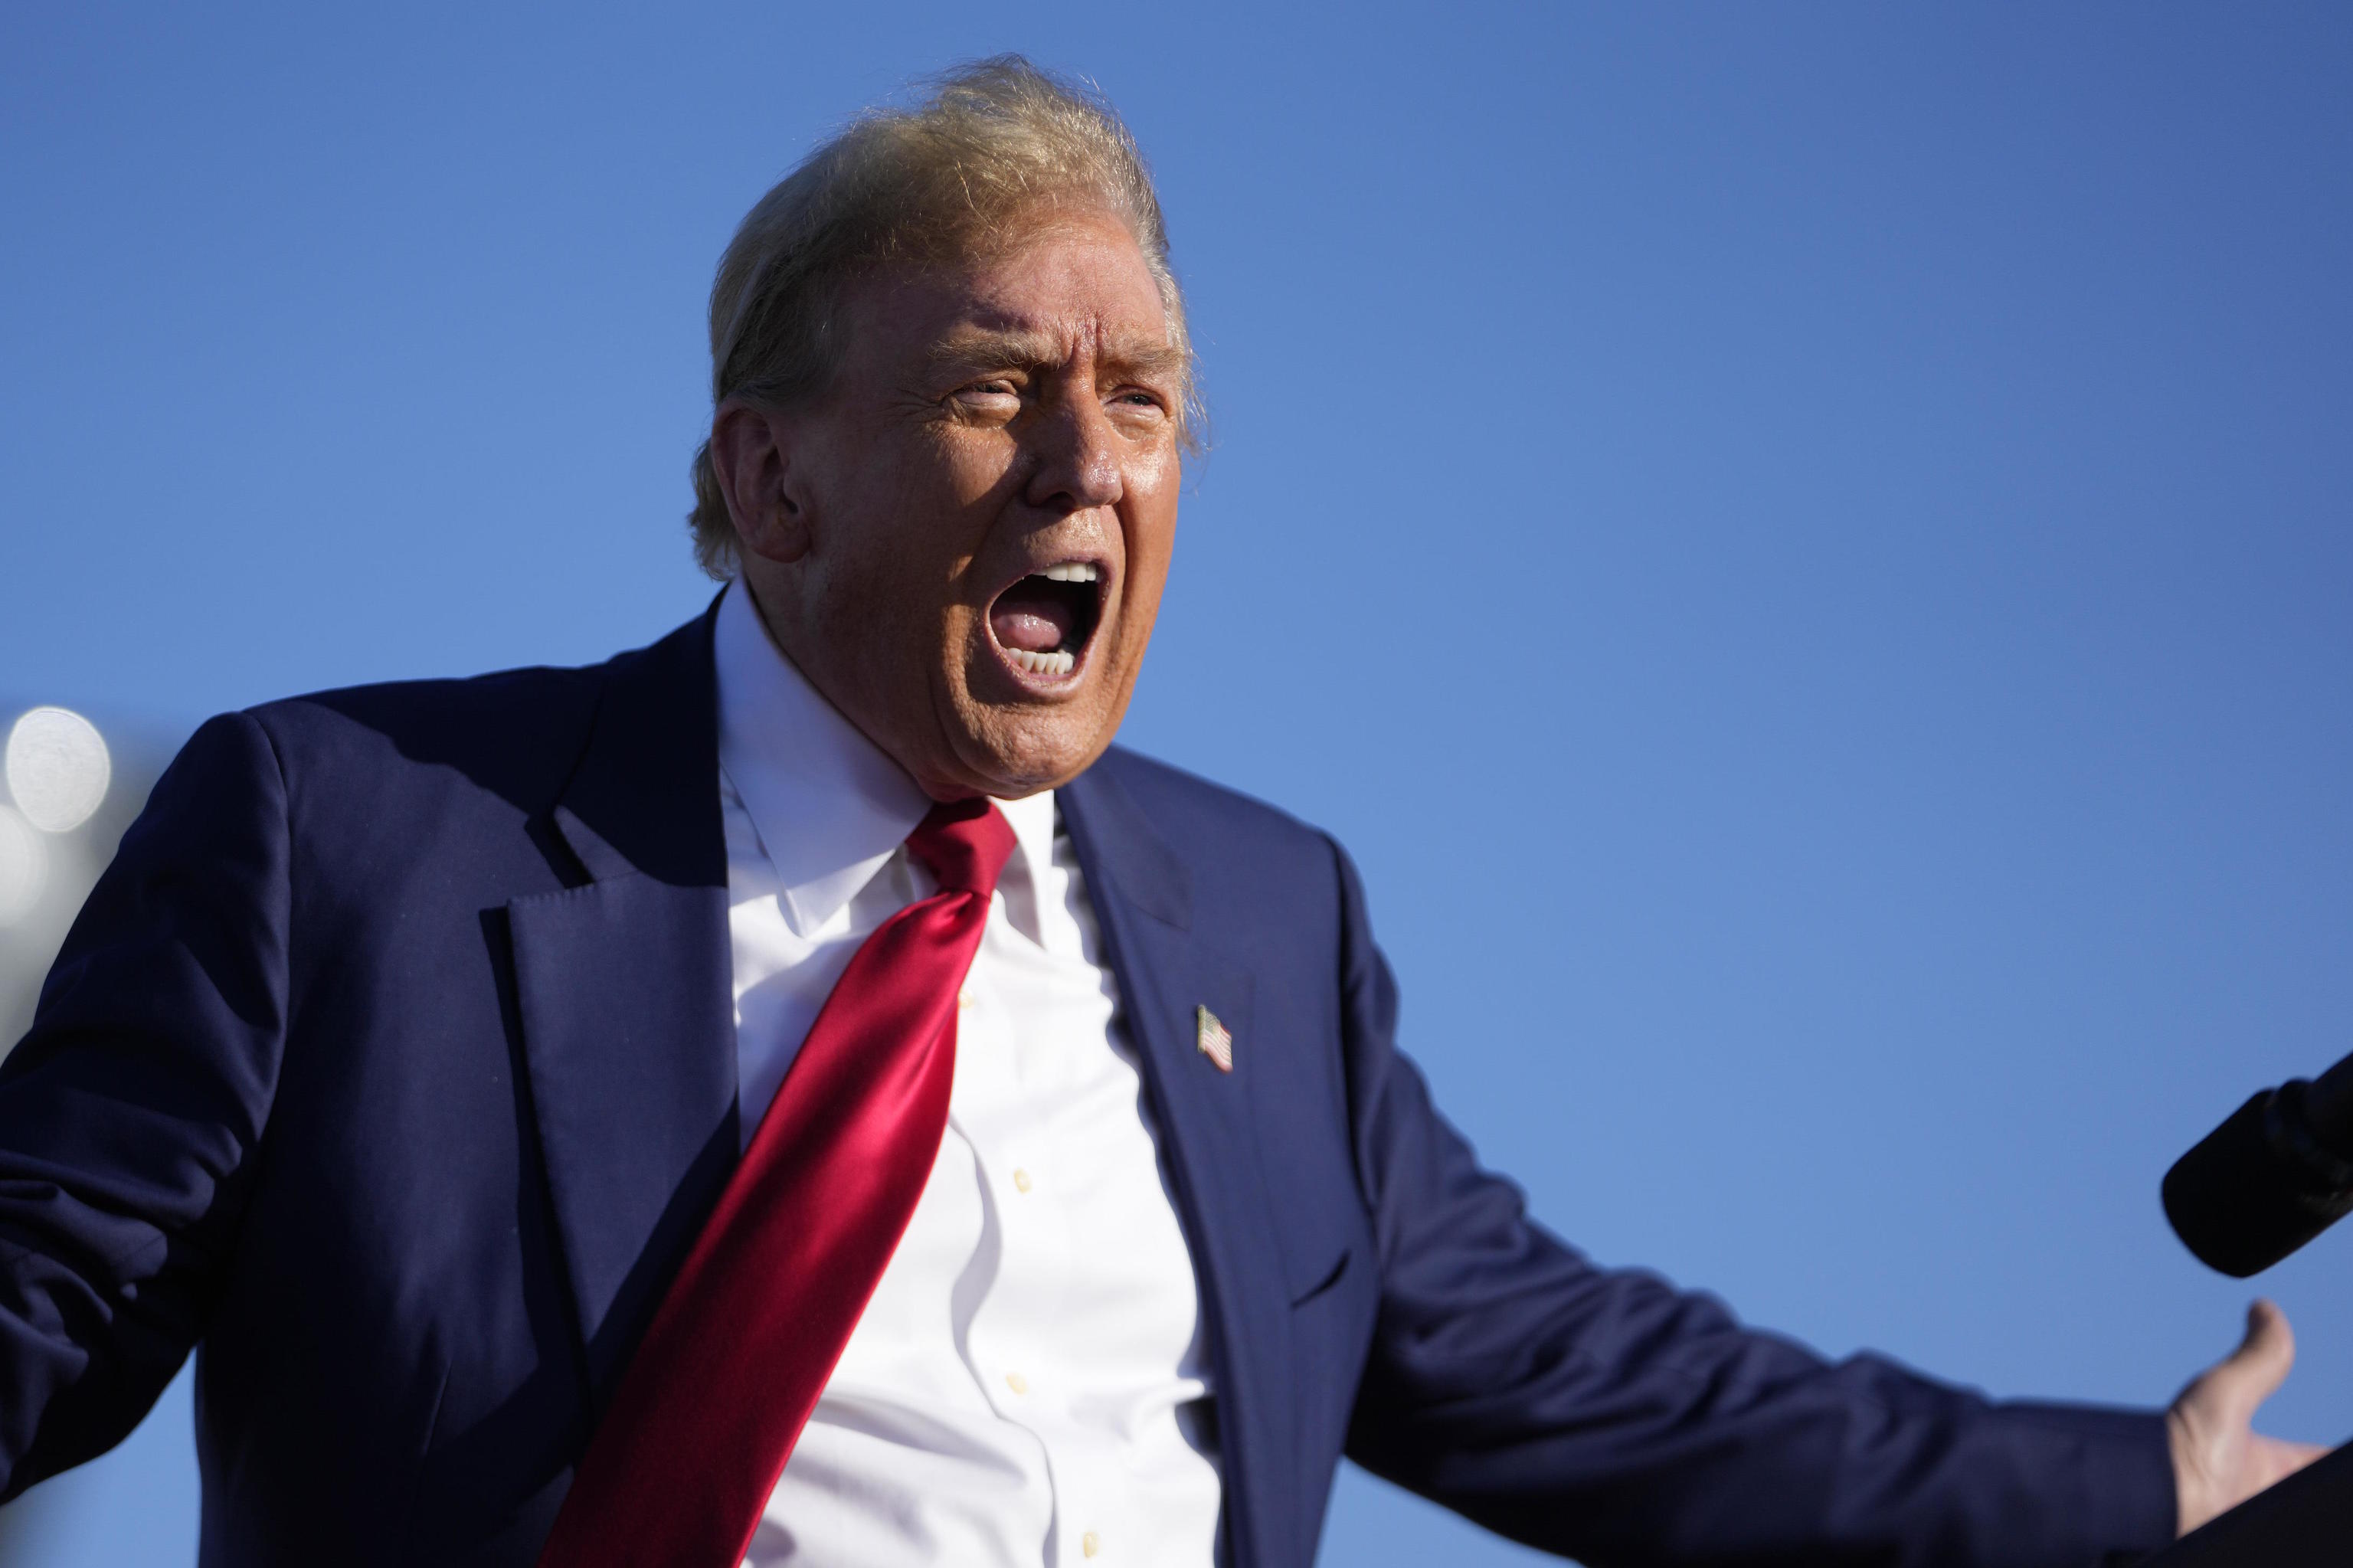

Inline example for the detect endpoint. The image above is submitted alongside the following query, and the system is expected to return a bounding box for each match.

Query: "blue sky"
[4,5,2351,1563]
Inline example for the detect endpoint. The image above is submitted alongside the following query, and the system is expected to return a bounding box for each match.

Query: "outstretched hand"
[2166,1299,2332,1537]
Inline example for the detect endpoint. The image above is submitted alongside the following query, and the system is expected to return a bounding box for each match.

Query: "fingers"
[2168,1309,2328,1537]
[2250,1434,2332,1491]
[2211,1299,2297,1424]
[2240,1298,2293,1361]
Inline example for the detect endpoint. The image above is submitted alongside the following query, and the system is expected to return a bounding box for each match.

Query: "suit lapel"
[507,609,740,1412]
[1060,760,1291,1568]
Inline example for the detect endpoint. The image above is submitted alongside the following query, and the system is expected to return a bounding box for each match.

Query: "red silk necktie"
[536,797,1016,1568]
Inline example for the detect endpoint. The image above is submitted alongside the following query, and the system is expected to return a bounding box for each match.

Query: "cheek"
[807,531,936,672]
[822,462,990,620]
[1125,440,1180,502]
[901,432,1025,611]
[927,425,1023,513]
[1117,468,1180,624]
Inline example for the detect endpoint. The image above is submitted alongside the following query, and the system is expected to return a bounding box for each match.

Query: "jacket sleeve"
[1327,840,2177,1567]
[0,712,291,1498]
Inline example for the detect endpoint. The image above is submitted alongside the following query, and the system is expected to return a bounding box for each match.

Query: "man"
[0,57,2325,1568]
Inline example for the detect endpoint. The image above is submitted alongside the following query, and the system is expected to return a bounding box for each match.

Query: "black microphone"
[2165,1051,2353,1278]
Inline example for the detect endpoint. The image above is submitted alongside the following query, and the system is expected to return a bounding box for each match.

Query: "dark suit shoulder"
[252,656,597,781]
[235,614,712,817]
[1082,745,1351,962]
[1090,745,1338,864]
[236,620,717,863]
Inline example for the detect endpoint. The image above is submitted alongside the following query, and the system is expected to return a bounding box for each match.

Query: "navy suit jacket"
[0,611,2176,1566]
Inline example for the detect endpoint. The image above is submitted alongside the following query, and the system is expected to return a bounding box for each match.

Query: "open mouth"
[987,561,1106,680]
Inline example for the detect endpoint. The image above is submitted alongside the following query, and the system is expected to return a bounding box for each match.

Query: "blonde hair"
[687,56,1198,579]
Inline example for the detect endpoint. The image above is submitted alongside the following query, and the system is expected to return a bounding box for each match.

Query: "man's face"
[728,207,1184,801]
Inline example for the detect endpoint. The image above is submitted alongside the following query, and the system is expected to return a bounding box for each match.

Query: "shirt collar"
[991,787,1060,947]
[713,577,1059,939]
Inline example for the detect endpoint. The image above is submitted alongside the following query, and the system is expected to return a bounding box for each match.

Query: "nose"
[1023,394,1124,514]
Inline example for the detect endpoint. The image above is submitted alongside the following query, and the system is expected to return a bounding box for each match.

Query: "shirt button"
[1004,1371,1029,1396]
[1082,1530,1101,1558]
[957,990,974,1010]
[1013,1168,1033,1193]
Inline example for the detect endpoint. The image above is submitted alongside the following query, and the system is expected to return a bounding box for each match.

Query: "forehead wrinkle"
[928,325,1064,371]
[1098,342,1187,382]
[928,324,1186,388]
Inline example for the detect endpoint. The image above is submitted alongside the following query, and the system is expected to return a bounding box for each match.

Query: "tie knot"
[905,798,1017,898]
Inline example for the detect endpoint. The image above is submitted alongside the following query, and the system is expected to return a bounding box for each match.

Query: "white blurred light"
[6,706,111,834]
[0,803,47,925]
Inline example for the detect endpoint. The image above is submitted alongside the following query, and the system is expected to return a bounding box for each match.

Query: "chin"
[947,702,1118,799]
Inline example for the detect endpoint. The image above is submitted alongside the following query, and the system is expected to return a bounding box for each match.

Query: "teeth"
[1006,647,1076,677]
[1041,562,1100,583]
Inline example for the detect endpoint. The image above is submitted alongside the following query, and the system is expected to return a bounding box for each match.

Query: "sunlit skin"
[2168,1298,2330,1536]
[710,205,1183,802]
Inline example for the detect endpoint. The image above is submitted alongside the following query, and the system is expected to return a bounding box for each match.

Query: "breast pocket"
[1256,1108,1372,1318]
[1286,1237,1353,1307]
[1260,1139,1378,1512]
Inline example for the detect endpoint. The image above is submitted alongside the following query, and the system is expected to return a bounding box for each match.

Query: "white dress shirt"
[712,578,1223,1568]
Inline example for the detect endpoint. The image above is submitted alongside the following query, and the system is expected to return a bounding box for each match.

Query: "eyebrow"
[929,328,1188,384]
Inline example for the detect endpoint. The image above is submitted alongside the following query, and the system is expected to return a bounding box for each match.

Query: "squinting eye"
[948,382,1021,417]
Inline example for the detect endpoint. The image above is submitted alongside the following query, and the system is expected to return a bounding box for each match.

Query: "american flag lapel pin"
[1196,1005,1234,1073]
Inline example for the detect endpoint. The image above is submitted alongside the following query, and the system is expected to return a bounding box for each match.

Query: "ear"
[710,401,813,564]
